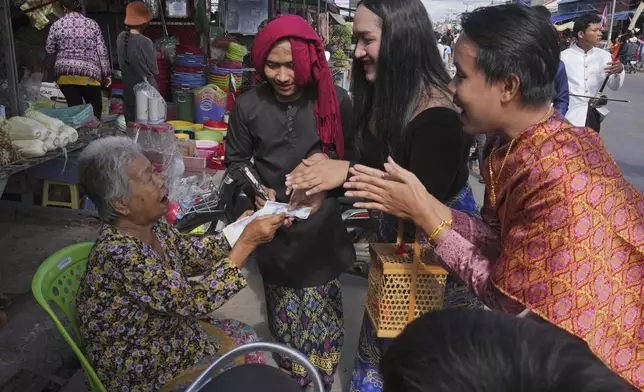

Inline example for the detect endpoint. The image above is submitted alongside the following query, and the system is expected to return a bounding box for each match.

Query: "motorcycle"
[340,197,377,278]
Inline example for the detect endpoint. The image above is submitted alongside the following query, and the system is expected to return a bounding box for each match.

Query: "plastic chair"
[185,342,326,392]
[31,242,106,392]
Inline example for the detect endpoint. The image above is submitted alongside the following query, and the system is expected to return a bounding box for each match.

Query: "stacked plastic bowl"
[171,45,207,91]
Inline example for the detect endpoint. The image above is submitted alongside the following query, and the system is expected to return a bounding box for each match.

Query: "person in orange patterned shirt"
[343,5,644,390]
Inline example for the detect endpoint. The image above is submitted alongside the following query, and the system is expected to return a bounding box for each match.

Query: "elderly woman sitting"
[76,137,285,391]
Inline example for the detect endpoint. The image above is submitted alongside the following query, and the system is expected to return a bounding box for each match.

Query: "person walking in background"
[45,0,111,119]
[436,33,446,64]
[117,1,158,122]
[533,5,569,115]
[225,15,356,390]
[344,5,644,389]
[440,36,453,66]
[561,13,624,132]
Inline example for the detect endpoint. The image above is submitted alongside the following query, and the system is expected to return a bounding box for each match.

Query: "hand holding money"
[223,201,313,247]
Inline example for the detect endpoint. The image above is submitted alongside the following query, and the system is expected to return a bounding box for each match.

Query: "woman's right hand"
[285,156,350,196]
[239,213,285,247]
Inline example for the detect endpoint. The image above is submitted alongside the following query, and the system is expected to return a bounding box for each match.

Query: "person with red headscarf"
[224,15,356,390]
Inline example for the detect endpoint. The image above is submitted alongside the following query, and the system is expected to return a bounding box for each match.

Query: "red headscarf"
[251,15,344,159]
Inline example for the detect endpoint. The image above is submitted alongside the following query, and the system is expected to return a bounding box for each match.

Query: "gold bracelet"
[428,219,453,244]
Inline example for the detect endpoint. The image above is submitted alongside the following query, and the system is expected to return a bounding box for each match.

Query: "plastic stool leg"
[70,184,80,209]
[42,180,51,207]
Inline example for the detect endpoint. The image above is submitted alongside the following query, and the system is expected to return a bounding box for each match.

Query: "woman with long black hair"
[284,0,478,390]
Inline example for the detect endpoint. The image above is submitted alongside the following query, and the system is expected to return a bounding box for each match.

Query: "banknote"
[223,201,312,247]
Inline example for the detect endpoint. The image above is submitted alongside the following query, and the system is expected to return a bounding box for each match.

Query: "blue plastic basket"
[37,104,94,128]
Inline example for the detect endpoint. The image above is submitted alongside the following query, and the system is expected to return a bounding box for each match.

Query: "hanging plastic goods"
[20,0,60,30]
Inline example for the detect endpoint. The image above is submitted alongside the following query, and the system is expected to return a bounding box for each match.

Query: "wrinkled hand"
[605,61,623,75]
[285,154,348,196]
[288,189,327,216]
[255,185,276,209]
[343,157,451,225]
[240,213,285,247]
[104,76,112,88]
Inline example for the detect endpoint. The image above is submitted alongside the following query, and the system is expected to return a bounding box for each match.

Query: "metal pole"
[0,0,21,116]
[607,0,617,44]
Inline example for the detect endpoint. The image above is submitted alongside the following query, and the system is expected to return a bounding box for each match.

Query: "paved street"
[600,72,644,191]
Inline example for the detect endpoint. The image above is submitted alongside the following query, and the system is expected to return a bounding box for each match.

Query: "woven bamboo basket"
[366,220,449,338]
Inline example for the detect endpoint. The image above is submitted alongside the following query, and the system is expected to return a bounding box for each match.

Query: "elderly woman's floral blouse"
[77,221,246,392]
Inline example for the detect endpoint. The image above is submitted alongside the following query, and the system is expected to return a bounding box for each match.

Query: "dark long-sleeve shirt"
[360,107,471,203]
[554,61,569,116]
[225,84,356,288]
[359,107,472,241]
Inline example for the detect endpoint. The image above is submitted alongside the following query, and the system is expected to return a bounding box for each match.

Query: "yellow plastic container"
[168,120,194,131]
[175,133,189,140]
[192,124,204,131]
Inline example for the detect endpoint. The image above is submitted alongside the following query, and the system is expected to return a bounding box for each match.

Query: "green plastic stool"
[31,242,106,392]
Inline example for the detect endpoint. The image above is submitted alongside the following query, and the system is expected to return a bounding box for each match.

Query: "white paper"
[223,202,312,247]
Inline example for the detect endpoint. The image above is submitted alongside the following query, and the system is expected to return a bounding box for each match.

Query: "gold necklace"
[488,107,553,207]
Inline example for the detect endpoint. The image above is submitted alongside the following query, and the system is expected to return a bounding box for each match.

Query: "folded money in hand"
[223,201,312,247]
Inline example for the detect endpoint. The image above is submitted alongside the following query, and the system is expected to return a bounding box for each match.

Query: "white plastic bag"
[134,79,166,124]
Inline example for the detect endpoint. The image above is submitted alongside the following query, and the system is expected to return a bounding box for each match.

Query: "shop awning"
[611,9,634,21]
[551,11,588,23]
[552,8,639,23]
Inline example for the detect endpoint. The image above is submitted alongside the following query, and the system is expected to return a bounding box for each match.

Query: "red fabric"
[251,15,344,158]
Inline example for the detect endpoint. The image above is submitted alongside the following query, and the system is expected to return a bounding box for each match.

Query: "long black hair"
[122,23,149,65]
[352,0,450,161]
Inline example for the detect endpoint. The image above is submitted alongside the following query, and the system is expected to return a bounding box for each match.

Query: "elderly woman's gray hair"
[78,136,143,222]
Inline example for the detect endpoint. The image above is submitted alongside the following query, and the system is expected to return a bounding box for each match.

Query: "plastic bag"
[37,104,94,129]
[166,172,220,224]
[19,71,50,112]
[133,79,167,124]
[127,122,182,196]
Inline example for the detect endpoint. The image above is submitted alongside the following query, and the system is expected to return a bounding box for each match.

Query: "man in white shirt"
[561,13,625,132]
[441,37,452,66]
[436,34,446,64]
